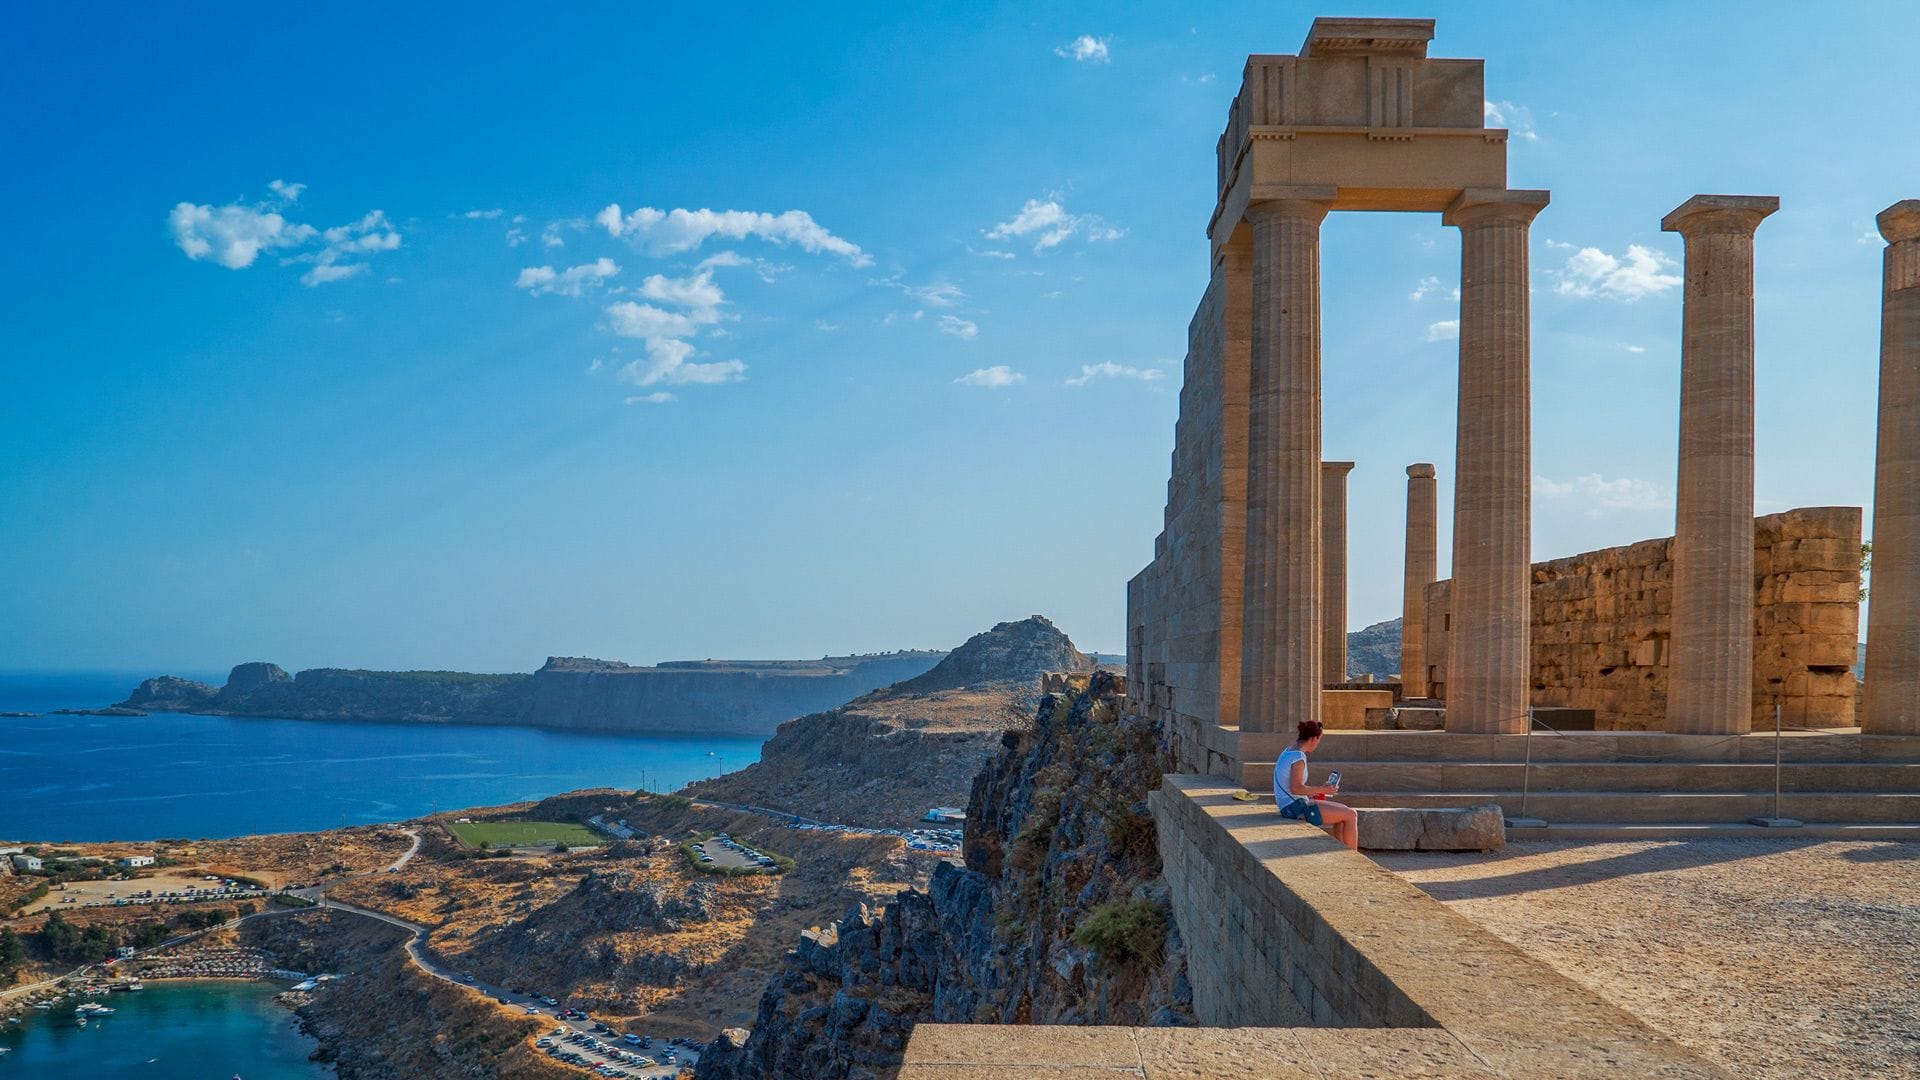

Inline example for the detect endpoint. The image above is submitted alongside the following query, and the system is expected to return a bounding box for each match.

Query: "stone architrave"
[1444,188,1548,735]
[1240,189,1335,734]
[1663,195,1778,736]
[1401,463,1439,697]
[1321,461,1356,685]
[1864,200,1920,736]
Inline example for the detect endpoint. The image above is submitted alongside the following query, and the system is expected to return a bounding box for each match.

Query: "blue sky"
[2,3,1913,673]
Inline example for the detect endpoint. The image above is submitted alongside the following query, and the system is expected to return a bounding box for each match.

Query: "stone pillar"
[1218,236,1254,728]
[1662,195,1778,736]
[1864,200,1920,736]
[1321,461,1355,685]
[1401,463,1439,698]
[1239,189,1334,734]
[1444,188,1549,735]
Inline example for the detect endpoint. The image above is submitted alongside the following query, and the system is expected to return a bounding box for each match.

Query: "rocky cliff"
[688,617,1100,825]
[115,650,944,737]
[696,672,1191,1080]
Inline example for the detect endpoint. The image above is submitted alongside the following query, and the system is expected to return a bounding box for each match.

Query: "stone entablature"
[1423,507,1861,731]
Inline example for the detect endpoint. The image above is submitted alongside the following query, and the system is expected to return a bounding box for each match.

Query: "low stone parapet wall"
[1147,774,1724,1077]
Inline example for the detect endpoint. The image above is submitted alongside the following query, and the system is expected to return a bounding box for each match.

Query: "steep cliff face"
[689,617,1099,826]
[696,673,1191,1080]
[111,651,944,737]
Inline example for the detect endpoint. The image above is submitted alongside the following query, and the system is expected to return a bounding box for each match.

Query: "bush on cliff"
[1073,897,1169,972]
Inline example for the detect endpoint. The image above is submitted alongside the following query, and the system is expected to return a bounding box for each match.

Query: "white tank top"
[1274,747,1308,801]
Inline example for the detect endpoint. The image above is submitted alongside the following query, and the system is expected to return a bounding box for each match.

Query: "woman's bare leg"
[1320,801,1359,850]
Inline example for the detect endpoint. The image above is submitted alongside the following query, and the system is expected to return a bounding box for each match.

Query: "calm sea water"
[0,980,328,1077]
[0,671,763,842]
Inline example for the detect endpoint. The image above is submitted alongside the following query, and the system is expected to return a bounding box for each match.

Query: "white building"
[10,854,43,872]
[119,855,156,868]
[925,807,966,824]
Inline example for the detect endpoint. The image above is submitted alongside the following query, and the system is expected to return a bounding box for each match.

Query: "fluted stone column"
[1864,200,1920,736]
[1444,188,1549,735]
[1663,195,1778,736]
[1401,463,1439,697]
[1218,237,1254,728]
[1321,461,1355,685]
[1240,189,1334,734]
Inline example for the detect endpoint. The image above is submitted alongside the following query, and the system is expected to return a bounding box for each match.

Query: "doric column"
[1239,189,1334,734]
[1663,195,1778,736]
[1401,463,1439,697]
[1444,188,1549,735]
[1321,461,1355,685]
[1864,200,1920,736]
[1217,236,1254,728]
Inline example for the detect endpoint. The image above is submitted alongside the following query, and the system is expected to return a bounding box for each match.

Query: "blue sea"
[0,671,764,843]
[0,981,327,1077]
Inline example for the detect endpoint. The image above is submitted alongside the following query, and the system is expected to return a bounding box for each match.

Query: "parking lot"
[23,872,265,914]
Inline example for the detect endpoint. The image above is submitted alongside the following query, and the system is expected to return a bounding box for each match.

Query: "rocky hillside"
[114,650,944,737]
[687,617,1099,826]
[695,672,1191,1080]
[1346,617,1402,680]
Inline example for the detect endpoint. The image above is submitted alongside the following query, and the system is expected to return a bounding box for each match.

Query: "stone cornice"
[1661,194,1779,237]
[1443,188,1551,229]
[1880,200,1920,246]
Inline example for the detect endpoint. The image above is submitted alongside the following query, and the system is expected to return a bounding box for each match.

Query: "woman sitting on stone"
[1273,719,1358,850]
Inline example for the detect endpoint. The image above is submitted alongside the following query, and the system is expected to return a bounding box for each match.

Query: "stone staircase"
[1238,729,1920,828]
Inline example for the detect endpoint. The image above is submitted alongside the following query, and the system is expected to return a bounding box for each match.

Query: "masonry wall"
[1425,506,1862,731]
[1129,252,1244,741]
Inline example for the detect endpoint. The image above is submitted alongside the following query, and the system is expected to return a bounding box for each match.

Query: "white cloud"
[170,201,314,269]
[1553,244,1680,300]
[505,225,528,247]
[595,204,870,266]
[1859,229,1884,246]
[909,281,966,307]
[1410,276,1444,302]
[516,257,620,297]
[625,392,676,405]
[956,365,1025,388]
[1535,473,1672,512]
[605,266,742,387]
[1625,344,1646,354]
[541,219,584,249]
[1424,319,1460,342]
[170,185,400,286]
[1065,362,1165,386]
[1484,100,1538,141]
[464,208,504,220]
[985,197,1122,253]
[1054,35,1111,63]
[938,315,978,340]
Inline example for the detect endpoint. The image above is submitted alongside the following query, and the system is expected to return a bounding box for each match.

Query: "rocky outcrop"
[697,672,1192,1080]
[885,616,1092,697]
[121,674,219,711]
[1345,618,1403,680]
[690,617,1100,826]
[109,650,944,737]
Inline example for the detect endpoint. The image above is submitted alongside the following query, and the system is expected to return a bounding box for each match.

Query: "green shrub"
[1073,898,1168,972]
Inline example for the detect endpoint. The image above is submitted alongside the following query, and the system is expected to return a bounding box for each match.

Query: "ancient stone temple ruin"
[1123,17,1919,825]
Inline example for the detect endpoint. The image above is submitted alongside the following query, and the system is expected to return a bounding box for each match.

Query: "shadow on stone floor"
[1378,840,1817,902]
[1838,842,1919,864]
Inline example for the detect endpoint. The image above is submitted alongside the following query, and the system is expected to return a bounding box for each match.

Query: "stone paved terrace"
[899,1024,1498,1078]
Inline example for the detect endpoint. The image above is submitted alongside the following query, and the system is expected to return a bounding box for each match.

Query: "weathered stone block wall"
[1425,507,1861,731]
[1129,258,1242,739]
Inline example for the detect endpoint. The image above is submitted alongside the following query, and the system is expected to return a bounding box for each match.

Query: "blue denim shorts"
[1278,796,1323,826]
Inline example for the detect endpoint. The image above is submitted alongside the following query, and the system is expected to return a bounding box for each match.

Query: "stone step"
[1333,791,1920,824]
[1286,761,1920,794]
[1308,730,1920,764]
[1501,822,1920,841]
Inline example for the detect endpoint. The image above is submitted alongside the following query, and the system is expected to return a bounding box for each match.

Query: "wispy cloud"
[1535,473,1672,513]
[1065,362,1164,387]
[1550,242,1680,300]
[169,182,400,286]
[985,197,1123,253]
[625,392,676,405]
[1484,99,1538,141]
[595,204,870,266]
[1409,276,1458,302]
[605,265,743,389]
[956,365,1024,387]
[516,257,619,297]
[1424,319,1460,342]
[938,315,978,340]
[464,208,504,220]
[1054,35,1110,63]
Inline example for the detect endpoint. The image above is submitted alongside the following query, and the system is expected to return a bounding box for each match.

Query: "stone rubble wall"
[1424,506,1862,731]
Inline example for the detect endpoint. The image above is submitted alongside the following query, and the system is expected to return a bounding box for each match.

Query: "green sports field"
[445,819,601,849]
